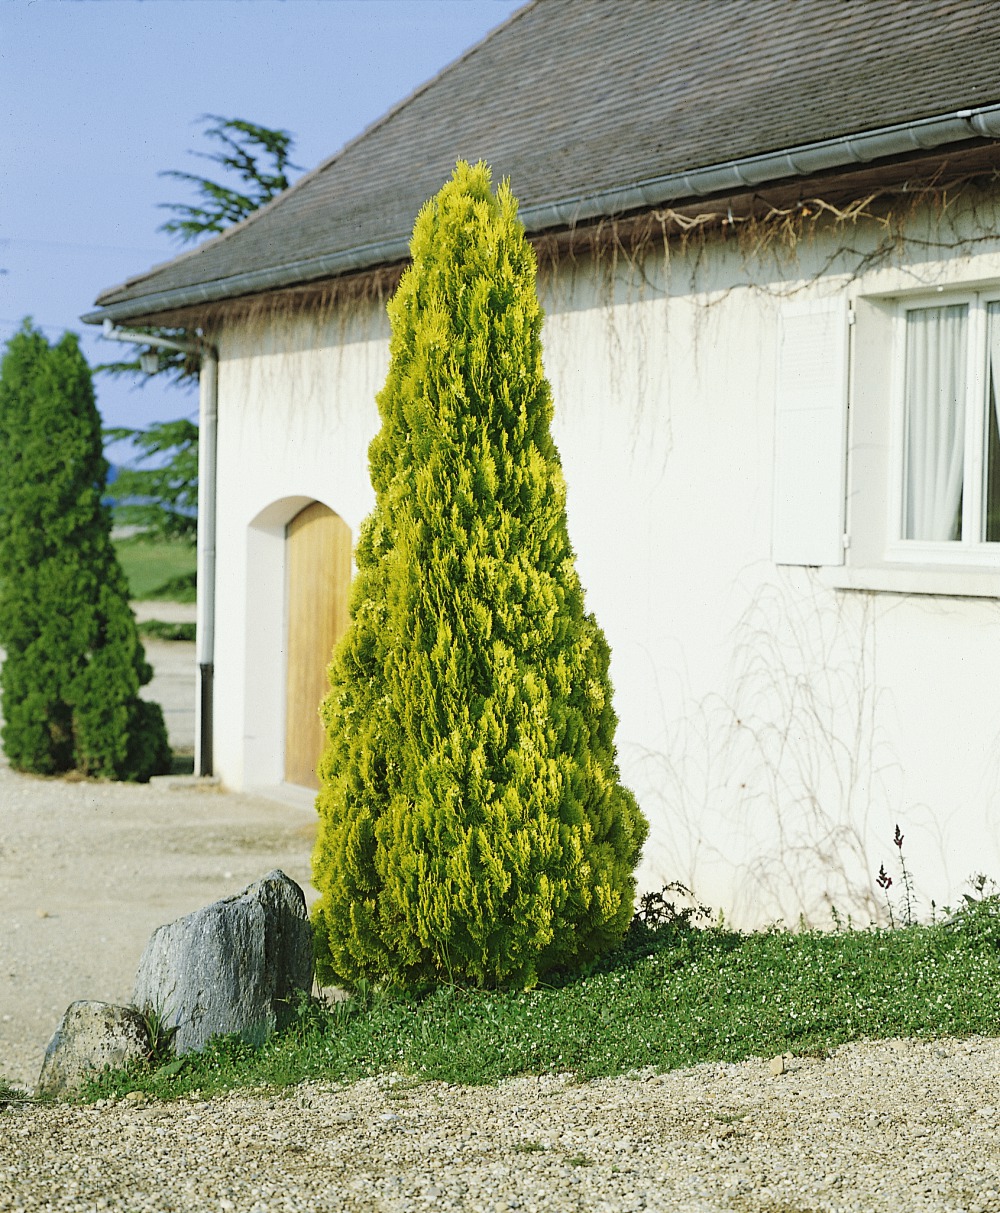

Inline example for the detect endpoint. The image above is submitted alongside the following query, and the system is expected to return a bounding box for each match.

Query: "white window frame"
[885,290,1000,568]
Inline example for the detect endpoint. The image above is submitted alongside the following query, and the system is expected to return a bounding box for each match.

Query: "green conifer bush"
[312,163,648,990]
[0,324,171,780]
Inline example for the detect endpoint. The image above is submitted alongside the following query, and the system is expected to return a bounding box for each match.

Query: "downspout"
[101,320,218,778]
[195,346,218,777]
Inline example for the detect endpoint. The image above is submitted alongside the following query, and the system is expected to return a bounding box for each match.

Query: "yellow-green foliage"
[312,162,648,990]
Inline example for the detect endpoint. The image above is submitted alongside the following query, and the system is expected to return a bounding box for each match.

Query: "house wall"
[212,191,1000,927]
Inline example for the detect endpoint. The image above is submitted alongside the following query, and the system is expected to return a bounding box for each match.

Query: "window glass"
[986,303,1000,543]
[902,304,967,541]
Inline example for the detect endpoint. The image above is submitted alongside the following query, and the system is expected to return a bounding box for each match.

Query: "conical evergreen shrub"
[0,323,171,781]
[312,162,648,990]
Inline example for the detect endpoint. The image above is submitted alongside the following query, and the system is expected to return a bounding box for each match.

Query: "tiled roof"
[91,0,1000,319]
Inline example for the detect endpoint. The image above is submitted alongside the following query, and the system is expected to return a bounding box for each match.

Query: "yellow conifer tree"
[312,163,647,989]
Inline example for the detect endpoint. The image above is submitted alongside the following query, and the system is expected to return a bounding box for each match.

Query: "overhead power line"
[0,236,168,257]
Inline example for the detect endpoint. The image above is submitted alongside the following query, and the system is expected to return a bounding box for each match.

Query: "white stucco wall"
[210,194,1000,927]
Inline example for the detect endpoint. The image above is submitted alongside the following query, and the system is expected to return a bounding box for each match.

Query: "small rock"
[768,1055,786,1076]
[36,1002,150,1098]
[35,909,50,919]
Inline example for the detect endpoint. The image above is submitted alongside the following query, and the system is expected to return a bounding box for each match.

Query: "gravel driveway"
[3,1040,1000,1211]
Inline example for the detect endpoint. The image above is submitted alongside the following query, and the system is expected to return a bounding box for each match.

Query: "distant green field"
[113,537,197,601]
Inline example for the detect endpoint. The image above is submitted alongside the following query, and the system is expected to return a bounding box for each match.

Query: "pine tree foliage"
[0,324,171,780]
[158,116,300,245]
[104,419,199,546]
[312,162,648,990]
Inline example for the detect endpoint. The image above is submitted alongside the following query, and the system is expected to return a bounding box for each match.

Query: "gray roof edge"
[81,236,414,324]
[82,102,1000,327]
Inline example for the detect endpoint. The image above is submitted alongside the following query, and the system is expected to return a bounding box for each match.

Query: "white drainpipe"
[194,346,218,777]
[101,320,218,777]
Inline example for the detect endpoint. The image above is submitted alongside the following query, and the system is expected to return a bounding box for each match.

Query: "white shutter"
[771,298,849,566]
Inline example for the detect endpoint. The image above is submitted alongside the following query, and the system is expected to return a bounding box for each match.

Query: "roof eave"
[82,101,1000,328]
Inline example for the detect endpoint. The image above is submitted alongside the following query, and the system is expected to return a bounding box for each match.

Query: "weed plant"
[83,894,1000,1104]
[0,1077,26,1108]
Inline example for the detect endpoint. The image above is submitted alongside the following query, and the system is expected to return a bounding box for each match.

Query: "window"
[893,295,1000,558]
[775,289,1000,595]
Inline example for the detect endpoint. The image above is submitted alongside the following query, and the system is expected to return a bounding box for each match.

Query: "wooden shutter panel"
[771,298,849,566]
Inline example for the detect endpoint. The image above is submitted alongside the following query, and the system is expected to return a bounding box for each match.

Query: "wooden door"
[285,502,352,789]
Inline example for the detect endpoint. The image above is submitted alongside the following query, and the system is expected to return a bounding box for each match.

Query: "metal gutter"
[82,102,1000,326]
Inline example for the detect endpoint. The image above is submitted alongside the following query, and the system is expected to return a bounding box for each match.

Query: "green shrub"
[137,619,196,643]
[0,323,171,780]
[312,163,648,990]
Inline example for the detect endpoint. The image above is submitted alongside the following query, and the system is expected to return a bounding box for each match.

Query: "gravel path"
[3,1038,1000,1211]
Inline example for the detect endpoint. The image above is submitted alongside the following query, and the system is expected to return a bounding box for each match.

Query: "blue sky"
[1,0,522,461]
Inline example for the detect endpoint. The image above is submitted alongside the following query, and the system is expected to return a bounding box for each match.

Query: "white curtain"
[903,304,967,541]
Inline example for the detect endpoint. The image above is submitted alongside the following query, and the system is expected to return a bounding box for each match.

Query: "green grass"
[80,896,1000,1104]
[112,537,196,601]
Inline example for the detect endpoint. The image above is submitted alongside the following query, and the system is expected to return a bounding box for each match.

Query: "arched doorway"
[284,502,352,789]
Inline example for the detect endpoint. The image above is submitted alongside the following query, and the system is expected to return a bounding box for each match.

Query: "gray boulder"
[132,869,313,1055]
[37,1001,150,1098]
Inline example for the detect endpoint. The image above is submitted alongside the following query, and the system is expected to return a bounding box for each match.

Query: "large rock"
[37,1001,150,1098]
[132,869,313,1055]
